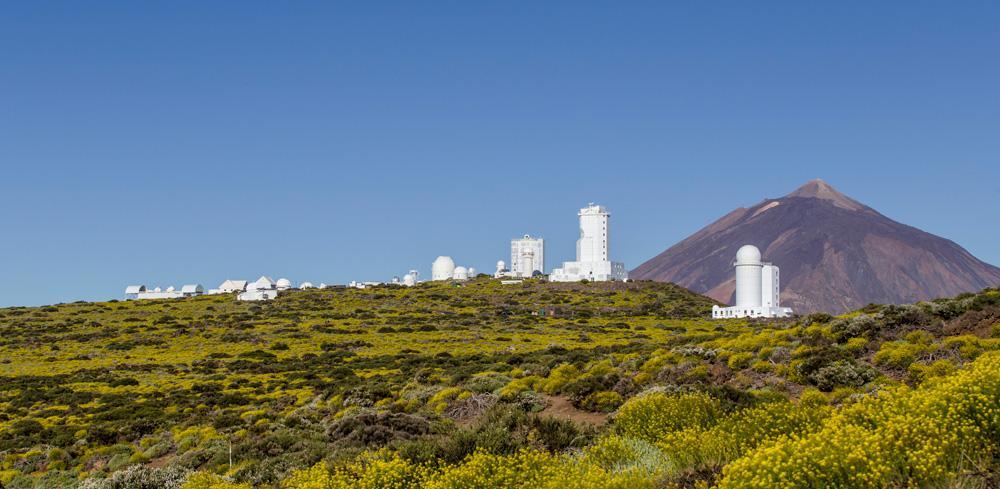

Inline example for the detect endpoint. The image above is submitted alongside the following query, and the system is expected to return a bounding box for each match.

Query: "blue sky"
[2,2,998,306]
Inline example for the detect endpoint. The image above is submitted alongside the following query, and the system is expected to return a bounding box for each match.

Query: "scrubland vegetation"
[0,279,997,488]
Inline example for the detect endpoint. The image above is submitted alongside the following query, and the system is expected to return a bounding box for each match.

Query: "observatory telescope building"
[511,235,544,278]
[712,245,793,319]
[550,203,628,282]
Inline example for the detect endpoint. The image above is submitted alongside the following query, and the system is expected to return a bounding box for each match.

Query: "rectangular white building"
[550,203,628,282]
[510,235,544,278]
[126,284,203,300]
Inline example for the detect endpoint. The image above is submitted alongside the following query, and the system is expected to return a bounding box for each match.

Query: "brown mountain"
[631,179,1000,314]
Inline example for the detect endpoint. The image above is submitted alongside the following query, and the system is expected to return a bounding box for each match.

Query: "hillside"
[0,280,998,488]
[631,179,1000,314]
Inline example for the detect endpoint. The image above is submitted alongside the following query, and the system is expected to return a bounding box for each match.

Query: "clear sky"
[2,2,998,307]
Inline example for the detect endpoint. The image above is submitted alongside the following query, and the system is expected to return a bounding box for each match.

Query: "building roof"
[219,279,248,291]
[181,284,204,293]
[251,276,276,290]
[125,285,146,294]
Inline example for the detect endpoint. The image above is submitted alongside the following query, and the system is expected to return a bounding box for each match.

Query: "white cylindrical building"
[452,266,469,280]
[432,256,456,281]
[734,245,763,308]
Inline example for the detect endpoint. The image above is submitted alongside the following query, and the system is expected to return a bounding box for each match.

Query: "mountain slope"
[631,179,1000,314]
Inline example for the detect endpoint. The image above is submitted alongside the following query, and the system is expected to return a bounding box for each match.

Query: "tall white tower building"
[511,235,545,278]
[550,203,628,282]
[713,245,792,319]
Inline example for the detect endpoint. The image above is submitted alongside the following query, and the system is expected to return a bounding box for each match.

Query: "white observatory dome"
[468,267,477,277]
[300,282,314,289]
[276,278,293,290]
[402,273,416,286]
[166,286,175,292]
[432,256,456,281]
[318,283,328,289]
[497,260,506,270]
[735,245,762,265]
[452,266,469,280]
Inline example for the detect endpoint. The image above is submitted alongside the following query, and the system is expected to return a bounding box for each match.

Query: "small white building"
[209,279,248,295]
[402,270,419,286]
[125,285,147,300]
[127,284,203,300]
[511,235,545,278]
[180,284,204,297]
[276,278,293,291]
[239,276,280,301]
[452,266,469,281]
[550,203,628,282]
[712,245,793,319]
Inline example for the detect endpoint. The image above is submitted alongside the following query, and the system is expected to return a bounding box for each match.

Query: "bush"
[580,391,623,413]
[77,465,190,489]
[809,360,877,392]
[718,352,1000,488]
[614,392,721,443]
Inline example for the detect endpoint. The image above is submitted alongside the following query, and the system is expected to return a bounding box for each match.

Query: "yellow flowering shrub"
[718,351,1000,487]
[282,454,430,489]
[614,392,721,443]
[181,472,253,489]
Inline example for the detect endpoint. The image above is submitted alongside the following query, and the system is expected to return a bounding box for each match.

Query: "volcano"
[630,179,1000,314]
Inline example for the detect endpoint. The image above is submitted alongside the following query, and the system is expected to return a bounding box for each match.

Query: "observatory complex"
[550,203,628,282]
[712,245,793,319]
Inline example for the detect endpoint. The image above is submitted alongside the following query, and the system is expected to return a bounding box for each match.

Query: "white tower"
[734,245,763,309]
[432,256,456,281]
[761,264,780,308]
[511,235,545,277]
[576,203,609,263]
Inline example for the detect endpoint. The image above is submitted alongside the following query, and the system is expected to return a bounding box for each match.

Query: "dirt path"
[539,395,609,426]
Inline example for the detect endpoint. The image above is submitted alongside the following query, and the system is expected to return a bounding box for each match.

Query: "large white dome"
[432,256,456,280]
[276,278,293,289]
[735,245,762,265]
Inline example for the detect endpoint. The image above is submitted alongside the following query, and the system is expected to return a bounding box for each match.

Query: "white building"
[276,278,293,291]
[431,256,456,281]
[453,266,469,281]
[494,260,508,278]
[208,279,248,294]
[511,235,544,278]
[126,284,203,300]
[550,203,628,282]
[239,276,279,301]
[402,270,418,286]
[712,245,793,319]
